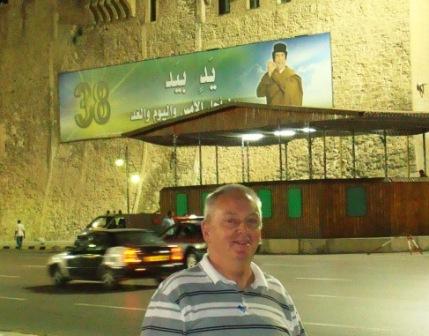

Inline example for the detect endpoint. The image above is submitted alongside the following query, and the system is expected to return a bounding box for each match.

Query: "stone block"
[416,236,429,250]
[327,237,392,254]
[299,239,327,254]
[261,239,299,254]
[390,236,409,252]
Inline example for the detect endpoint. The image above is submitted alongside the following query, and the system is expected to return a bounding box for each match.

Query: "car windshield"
[163,225,181,237]
[113,231,164,246]
[163,222,202,237]
[183,224,201,236]
[88,217,106,229]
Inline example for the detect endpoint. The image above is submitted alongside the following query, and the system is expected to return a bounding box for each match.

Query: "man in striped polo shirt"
[141,184,306,335]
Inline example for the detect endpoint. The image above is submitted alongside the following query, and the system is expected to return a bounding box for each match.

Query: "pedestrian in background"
[105,210,115,228]
[161,210,175,232]
[142,184,306,335]
[15,219,25,249]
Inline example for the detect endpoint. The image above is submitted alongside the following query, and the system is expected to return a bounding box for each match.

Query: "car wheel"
[52,266,68,287]
[186,252,198,268]
[100,267,119,290]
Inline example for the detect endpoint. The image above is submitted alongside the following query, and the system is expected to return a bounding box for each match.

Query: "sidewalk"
[0,332,38,336]
[0,240,73,252]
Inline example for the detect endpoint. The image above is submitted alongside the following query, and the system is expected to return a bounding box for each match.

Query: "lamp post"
[240,133,264,182]
[115,145,140,213]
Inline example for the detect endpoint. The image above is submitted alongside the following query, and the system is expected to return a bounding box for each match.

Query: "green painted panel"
[288,187,302,218]
[346,186,367,216]
[201,192,210,215]
[257,188,272,218]
[176,193,188,216]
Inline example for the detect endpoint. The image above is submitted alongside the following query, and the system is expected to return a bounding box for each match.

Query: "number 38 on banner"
[73,81,111,128]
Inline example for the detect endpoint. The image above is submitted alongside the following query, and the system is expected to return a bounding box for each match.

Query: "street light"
[115,158,125,167]
[115,145,141,213]
[130,173,141,184]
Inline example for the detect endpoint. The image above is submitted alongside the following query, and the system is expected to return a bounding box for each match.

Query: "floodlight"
[274,129,296,137]
[241,133,264,141]
[302,127,316,133]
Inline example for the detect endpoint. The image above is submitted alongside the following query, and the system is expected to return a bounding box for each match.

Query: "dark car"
[47,229,184,289]
[80,213,161,235]
[160,216,207,269]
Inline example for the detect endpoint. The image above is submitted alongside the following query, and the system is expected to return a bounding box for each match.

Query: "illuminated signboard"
[59,32,332,142]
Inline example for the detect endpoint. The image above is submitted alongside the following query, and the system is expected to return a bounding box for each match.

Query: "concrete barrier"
[327,237,391,254]
[416,236,429,250]
[390,237,409,252]
[261,239,299,254]
[299,239,327,254]
[1,236,427,255]
[261,235,428,254]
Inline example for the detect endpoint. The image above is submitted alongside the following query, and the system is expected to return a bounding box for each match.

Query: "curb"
[0,332,39,336]
[2,236,428,254]
[1,241,73,252]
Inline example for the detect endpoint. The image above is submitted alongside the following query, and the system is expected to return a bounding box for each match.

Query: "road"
[0,250,428,336]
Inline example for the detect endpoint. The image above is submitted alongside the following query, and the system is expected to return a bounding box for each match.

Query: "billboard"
[59,32,332,142]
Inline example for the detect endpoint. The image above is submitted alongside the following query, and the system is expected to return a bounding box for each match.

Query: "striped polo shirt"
[141,255,306,336]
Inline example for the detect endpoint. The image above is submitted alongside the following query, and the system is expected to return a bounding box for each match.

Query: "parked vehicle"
[47,228,183,289]
[80,213,161,235]
[160,215,206,268]
[160,215,262,268]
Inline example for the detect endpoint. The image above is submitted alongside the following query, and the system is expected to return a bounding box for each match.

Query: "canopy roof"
[123,103,429,146]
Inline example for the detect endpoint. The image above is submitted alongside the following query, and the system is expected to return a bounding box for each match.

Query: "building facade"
[0,0,428,241]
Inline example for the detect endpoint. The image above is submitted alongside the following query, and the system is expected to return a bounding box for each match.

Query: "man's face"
[273,52,286,68]
[202,192,261,265]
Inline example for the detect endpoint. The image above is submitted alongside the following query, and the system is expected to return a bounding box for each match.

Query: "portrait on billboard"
[58,33,332,142]
[256,42,303,106]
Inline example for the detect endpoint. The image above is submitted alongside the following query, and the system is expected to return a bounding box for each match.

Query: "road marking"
[75,303,145,311]
[261,263,313,268]
[0,275,20,278]
[23,265,45,268]
[308,294,363,300]
[0,296,27,301]
[305,321,391,332]
[296,277,351,281]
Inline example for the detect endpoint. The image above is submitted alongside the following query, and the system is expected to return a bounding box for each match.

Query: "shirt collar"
[200,254,268,289]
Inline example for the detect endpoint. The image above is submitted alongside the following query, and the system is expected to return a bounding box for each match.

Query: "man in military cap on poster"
[257,42,303,106]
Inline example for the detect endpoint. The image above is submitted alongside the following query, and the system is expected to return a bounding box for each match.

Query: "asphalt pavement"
[1,250,429,336]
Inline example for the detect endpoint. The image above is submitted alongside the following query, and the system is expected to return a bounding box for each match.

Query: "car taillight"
[123,248,141,263]
[170,246,184,261]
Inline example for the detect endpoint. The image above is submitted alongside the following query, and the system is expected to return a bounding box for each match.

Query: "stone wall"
[411,0,429,170]
[0,0,424,242]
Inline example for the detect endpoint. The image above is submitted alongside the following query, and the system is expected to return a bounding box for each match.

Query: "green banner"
[59,33,332,142]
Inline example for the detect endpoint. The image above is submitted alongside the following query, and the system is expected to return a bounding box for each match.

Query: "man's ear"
[201,220,210,243]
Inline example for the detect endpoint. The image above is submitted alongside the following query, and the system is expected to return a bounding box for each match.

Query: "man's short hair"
[203,184,262,225]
